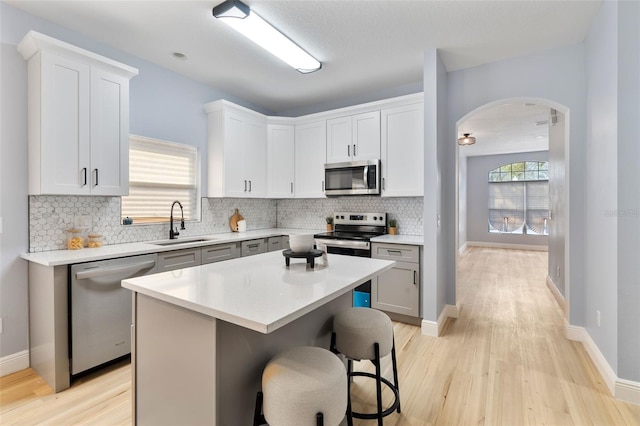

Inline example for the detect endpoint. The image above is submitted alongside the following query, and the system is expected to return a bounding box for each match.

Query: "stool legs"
[374,343,383,426]
[391,338,401,414]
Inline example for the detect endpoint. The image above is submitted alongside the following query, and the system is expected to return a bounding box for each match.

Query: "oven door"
[315,238,371,306]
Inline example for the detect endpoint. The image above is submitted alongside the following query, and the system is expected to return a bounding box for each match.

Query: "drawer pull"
[413,271,417,285]
[387,249,403,255]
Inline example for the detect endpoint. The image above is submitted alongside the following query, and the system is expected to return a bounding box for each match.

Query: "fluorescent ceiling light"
[213,0,321,74]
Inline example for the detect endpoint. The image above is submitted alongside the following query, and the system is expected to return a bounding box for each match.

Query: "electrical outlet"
[597,310,601,327]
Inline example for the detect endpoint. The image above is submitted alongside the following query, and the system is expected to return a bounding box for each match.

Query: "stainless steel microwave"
[324,159,381,196]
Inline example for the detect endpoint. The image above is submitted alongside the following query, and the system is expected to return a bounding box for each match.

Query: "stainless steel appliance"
[324,159,381,196]
[70,253,157,375]
[314,212,387,306]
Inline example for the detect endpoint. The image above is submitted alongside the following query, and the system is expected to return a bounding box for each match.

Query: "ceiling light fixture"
[212,0,321,74]
[458,133,476,146]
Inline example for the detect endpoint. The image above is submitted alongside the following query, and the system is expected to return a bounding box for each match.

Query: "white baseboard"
[564,318,639,405]
[458,242,468,255]
[466,241,548,252]
[422,304,459,337]
[546,275,568,316]
[0,350,29,377]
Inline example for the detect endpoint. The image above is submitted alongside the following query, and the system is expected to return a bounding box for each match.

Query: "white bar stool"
[253,346,349,426]
[331,307,401,425]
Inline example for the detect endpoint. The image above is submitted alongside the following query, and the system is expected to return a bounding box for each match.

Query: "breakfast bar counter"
[122,251,395,425]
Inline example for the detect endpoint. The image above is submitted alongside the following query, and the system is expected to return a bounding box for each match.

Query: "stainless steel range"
[314,212,387,306]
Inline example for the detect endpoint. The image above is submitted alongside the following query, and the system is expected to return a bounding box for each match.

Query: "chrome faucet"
[169,200,185,239]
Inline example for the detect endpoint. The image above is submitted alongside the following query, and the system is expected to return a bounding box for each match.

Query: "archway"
[454,97,571,320]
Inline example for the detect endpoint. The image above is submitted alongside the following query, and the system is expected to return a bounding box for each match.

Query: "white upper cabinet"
[326,111,380,163]
[381,102,424,197]
[18,31,137,196]
[206,101,267,198]
[295,121,326,198]
[267,123,295,198]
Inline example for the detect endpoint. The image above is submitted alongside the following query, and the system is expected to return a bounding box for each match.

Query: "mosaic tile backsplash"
[28,195,423,252]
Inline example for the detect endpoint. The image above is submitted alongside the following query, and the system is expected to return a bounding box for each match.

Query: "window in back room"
[121,135,200,224]
[488,161,549,235]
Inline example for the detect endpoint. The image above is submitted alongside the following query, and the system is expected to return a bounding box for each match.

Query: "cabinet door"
[243,118,267,197]
[267,124,295,198]
[381,103,424,197]
[295,121,326,198]
[267,236,283,252]
[372,261,419,317]
[39,53,91,195]
[241,239,266,257]
[156,248,202,272]
[201,243,240,264]
[90,68,129,196]
[352,111,380,161]
[223,111,249,197]
[326,116,352,163]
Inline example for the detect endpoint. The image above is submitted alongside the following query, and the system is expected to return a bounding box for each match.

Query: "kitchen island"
[122,250,395,426]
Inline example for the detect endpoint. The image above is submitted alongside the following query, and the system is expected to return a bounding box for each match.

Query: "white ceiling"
[7,0,601,115]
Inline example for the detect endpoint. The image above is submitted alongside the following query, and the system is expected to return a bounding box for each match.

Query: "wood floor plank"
[1,247,638,425]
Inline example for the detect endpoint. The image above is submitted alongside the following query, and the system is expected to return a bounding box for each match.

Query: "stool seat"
[261,346,347,426]
[333,307,393,360]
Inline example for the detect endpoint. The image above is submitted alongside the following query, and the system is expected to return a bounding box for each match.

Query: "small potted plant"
[388,219,398,235]
[326,216,334,231]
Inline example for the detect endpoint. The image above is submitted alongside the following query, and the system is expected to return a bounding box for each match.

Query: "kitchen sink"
[149,237,218,246]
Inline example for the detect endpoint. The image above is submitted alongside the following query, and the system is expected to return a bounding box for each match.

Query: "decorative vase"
[389,227,397,235]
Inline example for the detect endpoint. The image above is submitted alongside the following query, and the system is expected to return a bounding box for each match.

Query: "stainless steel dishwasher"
[70,253,157,375]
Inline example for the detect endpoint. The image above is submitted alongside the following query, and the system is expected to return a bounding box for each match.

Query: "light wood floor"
[2,247,639,425]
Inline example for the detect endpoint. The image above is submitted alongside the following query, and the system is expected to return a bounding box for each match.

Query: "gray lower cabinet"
[241,238,267,257]
[201,242,241,264]
[371,243,420,318]
[156,248,202,272]
[267,236,283,252]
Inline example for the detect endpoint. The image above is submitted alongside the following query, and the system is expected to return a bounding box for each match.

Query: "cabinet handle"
[82,168,87,186]
[244,180,247,192]
[249,180,252,192]
[353,144,356,157]
[347,145,350,157]
[414,270,417,285]
[93,169,99,186]
[290,182,293,193]
[322,181,325,191]
[382,177,385,190]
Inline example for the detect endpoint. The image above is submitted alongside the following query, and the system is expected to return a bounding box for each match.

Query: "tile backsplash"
[28,195,422,252]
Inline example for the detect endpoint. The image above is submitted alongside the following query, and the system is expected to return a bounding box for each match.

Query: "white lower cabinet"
[371,243,421,318]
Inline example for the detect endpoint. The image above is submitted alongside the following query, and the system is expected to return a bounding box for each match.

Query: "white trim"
[421,319,438,337]
[458,242,468,255]
[0,350,29,377]
[565,319,640,405]
[422,304,459,337]
[616,379,640,406]
[546,275,568,316]
[466,241,548,252]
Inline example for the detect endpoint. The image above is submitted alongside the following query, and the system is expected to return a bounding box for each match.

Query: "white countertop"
[122,251,395,334]
[20,228,319,266]
[371,234,424,245]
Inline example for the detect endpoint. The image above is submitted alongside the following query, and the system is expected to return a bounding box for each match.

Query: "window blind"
[488,182,525,233]
[122,135,199,223]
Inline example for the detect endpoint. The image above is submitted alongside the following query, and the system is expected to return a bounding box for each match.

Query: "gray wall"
[616,0,640,384]
[466,151,549,247]
[548,111,566,296]
[585,0,640,382]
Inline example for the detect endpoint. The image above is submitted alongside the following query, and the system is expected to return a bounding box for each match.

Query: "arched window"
[488,161,549,235]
